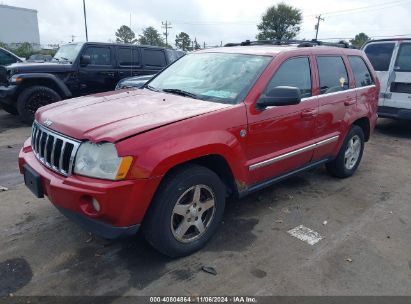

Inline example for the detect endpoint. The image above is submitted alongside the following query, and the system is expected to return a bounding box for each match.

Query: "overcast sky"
[3,0,411,46]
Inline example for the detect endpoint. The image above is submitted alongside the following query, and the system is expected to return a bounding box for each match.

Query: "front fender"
[15,73,72,98]
[132,130,247,182]
[116,105,249,185]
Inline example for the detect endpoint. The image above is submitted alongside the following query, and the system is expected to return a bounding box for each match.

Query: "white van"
[362,38,411,120]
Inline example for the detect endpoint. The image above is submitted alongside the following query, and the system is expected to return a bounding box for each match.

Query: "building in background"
[0,4,40,49]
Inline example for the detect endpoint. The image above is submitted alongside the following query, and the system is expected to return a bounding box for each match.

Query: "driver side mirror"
[80,55,91,66]
[256,86,301,110]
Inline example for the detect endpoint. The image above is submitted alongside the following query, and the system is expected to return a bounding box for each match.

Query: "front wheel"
[326,125,365,178]
[17,86,61,124]
[143,164,226,257]
[0,103,18,115]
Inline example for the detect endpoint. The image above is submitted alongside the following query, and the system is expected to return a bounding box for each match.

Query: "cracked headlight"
[74,142,133,180]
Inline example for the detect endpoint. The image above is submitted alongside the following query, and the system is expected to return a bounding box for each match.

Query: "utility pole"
[162,21,172,46]
[70,35,77,42]
[83,0,88,41]
[314,15,324,40]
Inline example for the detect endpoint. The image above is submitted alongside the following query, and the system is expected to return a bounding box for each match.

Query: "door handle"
[301,109,318,118]
[101,71,115,77]
[344,98,356,106]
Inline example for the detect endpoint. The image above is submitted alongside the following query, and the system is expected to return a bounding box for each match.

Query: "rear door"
[311,55,354,161]
[117,46,143,80]
[389,42,411,109]
[363,41,396,106]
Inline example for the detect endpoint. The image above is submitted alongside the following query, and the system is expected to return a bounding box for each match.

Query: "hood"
[8,62,73,74]
[36,89,232,142]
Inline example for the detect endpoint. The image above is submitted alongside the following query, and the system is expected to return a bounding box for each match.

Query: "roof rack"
[224,39,355,49]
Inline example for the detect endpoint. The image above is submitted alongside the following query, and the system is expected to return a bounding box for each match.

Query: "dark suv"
[0,42,184,123]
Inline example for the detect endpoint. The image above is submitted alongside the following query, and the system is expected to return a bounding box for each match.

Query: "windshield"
[147,52,272,104]
[53,43,84,63]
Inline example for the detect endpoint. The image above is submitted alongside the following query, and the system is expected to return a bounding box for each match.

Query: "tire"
[143,164,226,257]
[0,103,18,115]
[17,86,61,124]
[326,125,365,178]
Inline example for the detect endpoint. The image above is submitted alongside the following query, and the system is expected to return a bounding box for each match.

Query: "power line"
[316,0,411,17]
[172,0,411,26]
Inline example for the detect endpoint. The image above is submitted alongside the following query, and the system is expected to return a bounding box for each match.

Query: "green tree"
[115,25,137,44]
[256,3,302,40]
[175,32,192,51]
[138,26,165,46]
[350,32,370,48]
[14,42,33,59]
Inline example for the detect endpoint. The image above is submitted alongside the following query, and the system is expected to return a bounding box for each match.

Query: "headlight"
[74,142,133,180]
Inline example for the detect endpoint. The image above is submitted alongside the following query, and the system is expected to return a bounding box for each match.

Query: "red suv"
[19,41,379,257]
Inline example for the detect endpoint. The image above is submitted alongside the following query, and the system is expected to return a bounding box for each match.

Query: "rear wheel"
[143,164,226,257]
[17,86,61,124]
[326,125,365,178]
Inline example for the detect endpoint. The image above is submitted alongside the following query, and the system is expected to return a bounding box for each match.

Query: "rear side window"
[348,56,374,87]
[83,47,111,66]
[394,43,411,72]
[364,43,395,71]
[142,49,166,68]
[317,56,349,94]
[266,57,312,98]
[118,47,140,66]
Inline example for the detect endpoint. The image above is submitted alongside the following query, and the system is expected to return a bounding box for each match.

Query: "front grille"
[31,122,81,176]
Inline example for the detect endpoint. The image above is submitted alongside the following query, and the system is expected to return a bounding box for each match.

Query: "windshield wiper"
[162,88,199,99]
[146,84,161,92]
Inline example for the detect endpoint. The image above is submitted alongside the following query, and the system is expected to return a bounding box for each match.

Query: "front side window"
[394,43,411,72]
[266,57,312,98]
[317,56,349,94]
[83,47,111,66]
[364,43,395,71]
[148,53,272,104]
[348,56,374,87]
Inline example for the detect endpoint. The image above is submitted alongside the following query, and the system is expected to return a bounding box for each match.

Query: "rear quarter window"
[364,43,395,71]
[348,56,374,87]
[142,49,167,68]
[394,43,411,72]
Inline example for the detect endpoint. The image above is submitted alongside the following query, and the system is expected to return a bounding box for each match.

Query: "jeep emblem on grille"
[43,120,53,127]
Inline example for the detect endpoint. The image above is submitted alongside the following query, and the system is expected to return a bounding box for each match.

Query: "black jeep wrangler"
[0,42,184,123]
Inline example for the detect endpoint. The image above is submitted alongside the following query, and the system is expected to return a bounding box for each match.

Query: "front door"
[78,45,117,95]
[246,56,319,184]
